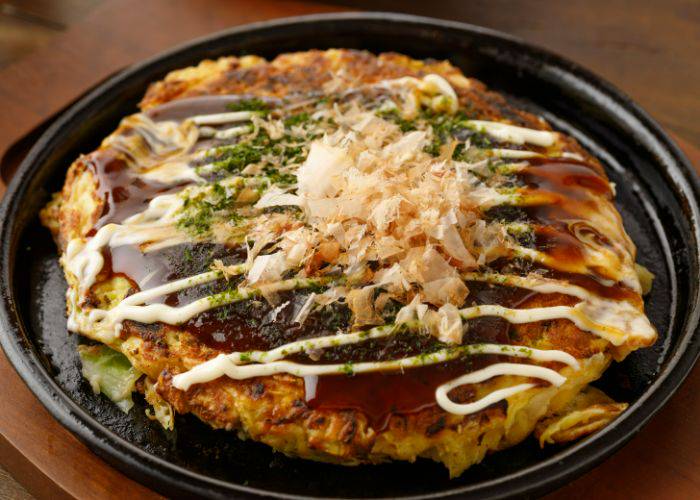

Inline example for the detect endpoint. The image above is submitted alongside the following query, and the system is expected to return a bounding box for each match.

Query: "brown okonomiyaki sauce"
[495,156,632,286]
[87,95,262,233]
[85,149,186,234]
[88,96,625,429]
[305,357,506,430]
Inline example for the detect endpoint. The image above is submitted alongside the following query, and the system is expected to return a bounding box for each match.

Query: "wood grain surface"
[0,1,698,498]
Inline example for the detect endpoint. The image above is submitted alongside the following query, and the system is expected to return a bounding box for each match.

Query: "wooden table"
[0,1,698,498]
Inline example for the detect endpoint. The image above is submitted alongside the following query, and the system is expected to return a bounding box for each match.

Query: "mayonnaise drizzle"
[199,124,253,140]
[89,276,334,336]
[172,327,578,416]
[190,110,256,126]
[487,148,544,159]
[187,324,579,370]
[173,339,577,388]
[438,382,536,415]
[461,272,655,345]
[467,120,558,147]
[433,360,572,415]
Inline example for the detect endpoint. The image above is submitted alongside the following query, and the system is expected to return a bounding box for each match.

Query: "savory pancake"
[40,49,657,477]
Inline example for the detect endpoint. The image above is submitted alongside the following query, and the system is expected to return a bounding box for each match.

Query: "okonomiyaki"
[40,49,657,476]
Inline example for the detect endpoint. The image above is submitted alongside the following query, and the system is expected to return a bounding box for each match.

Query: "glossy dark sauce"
[86,150,185,233]
[549,270,637,301]
[182,291,350,352]
[88,96,258,231]
[514,158,624,282]
[521,158,612,200]
[491,257,636,302]
[105,243,245,295]
[519,159,611,236]
[306,356,503,430]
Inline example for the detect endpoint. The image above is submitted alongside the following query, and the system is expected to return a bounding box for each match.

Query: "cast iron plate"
[1,12,699,499]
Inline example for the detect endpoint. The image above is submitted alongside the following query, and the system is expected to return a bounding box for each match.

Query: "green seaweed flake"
[422,110,473,157]
[226,98,270,115]
[262,165,297,185]
[177,182,243,236]
[518,347,533,356]
[341,362,355,376]
[207,287,252,308]
[376,108,416,132]
[283,112,311,128]
[207,143,264,174]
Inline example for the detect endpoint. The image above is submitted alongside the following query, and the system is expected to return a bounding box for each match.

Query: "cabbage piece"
[78,345,141,413]
[635,263,655,296]
[143,377,175,431]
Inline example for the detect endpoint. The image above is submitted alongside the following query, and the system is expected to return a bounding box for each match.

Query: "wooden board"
[0,1,699,498]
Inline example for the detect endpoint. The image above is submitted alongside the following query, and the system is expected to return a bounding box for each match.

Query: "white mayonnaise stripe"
[377,74,458,114]
[199,124,252,140]
[515,245,641,294]
[462,272,592,301]
[64,224,185,293]
[458,303,628,344]
[119,268,233,307]
[92,276,334,328]
[467,120,557,147]
[140,236,190,253]
[437,383,535,415]
[460,273,653,339]
[66,223,182,295]
[235,324,399,364]
[439,362,566,391]
[236,325,578,366]
[471,150,584,165]
[172,340,578,391]
[107,267,652,347]
[486,149,543,159]
[375,76,556,146]
[122,193,184,225]
[435,363,566,415]
[66,226,118,293]
[104,267,650,347]
[91,288,255,326]
[65,173,266,303]
[191,110,255,126]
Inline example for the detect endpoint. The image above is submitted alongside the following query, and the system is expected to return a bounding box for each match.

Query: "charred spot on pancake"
[426,416,446,436]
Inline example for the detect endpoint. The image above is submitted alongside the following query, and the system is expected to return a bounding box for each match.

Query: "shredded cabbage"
[635,263,655,296]
[143,377,175,431]
[78,345,141,413]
